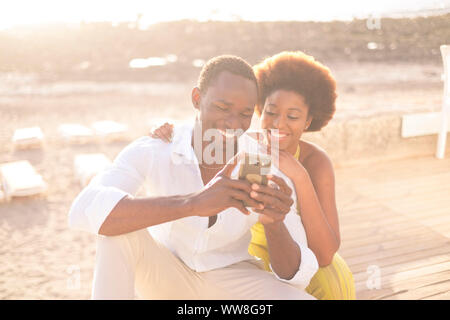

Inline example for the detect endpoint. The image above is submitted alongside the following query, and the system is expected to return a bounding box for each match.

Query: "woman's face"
[260,90,312,154]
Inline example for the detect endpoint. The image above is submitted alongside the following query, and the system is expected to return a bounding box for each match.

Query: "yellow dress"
[248,145,356,300]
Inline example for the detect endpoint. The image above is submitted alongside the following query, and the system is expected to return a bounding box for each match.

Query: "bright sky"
[0,0,449,29]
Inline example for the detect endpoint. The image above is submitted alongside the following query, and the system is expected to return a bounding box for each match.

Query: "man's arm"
[68,137,159,234]
[69,140,261,236]
[98,195,194,236]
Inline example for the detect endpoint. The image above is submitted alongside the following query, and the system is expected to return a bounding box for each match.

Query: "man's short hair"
[197,55,257,95]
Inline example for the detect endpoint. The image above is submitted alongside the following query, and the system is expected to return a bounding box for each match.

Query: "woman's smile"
[267,129,290,142]
[261,90,311,154]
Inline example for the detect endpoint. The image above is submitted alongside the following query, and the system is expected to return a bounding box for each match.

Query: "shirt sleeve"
[68,137,154,234]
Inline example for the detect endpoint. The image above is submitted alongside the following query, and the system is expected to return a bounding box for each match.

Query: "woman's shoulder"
[299,140,334,175]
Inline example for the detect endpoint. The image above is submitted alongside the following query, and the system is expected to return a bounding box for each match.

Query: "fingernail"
[259,204,264,209]
[252,184,259,190]
[250,191,258,198]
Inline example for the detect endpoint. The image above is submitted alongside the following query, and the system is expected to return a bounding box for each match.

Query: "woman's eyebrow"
[288,107,303,112]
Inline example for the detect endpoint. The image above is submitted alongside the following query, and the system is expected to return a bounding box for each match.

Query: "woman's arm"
[279,149,340,267]
[250,175,319,287]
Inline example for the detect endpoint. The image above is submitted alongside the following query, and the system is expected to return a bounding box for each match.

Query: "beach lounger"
[74,153,112,187]
[12,127,44,149]
[91,121,128,142]
[58,123,94,144]
[0,160,47,202]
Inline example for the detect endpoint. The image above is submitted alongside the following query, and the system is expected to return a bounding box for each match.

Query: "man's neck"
[191,126,238,168]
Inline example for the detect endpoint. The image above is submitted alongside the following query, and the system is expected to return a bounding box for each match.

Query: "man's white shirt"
[68,123,319,290]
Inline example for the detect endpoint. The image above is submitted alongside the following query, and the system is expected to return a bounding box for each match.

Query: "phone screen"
[238,153,271,186]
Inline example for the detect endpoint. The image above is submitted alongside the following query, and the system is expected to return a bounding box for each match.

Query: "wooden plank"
[340,228,434,251]
[341,210,450,234]
[382,196,450,214]
[350,186,450,206]
[342,222,442,243]
[343,173,450,192]
[347,241,449,272]
[342,231,446,258]
[342,223,428,243]
[422,290,450,300]
[379,182,450,198]
[333,156,450,300]
[341,221,446,246]
[352,252,450,283]
[340,214,411,230]
[335,157,450,179]
[356,262,450,299]
[347,244,450,274]
[357,270,450,300]
[355,260,450,289]
[381,280,450,300]
[349,188,450,212]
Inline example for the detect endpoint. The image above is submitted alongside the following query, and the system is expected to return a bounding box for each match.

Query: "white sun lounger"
[91,121,128,142]
[12,127,44,149]
[0,160,47,202]
[74,153,112,187]
[58,123,94,144]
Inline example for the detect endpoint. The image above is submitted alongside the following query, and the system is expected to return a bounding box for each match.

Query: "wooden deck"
[335,155,450,300]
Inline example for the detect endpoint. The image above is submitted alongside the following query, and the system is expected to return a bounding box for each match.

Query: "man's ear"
[191,87,202,111]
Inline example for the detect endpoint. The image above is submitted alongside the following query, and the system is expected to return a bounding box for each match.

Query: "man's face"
[193,71,258,149]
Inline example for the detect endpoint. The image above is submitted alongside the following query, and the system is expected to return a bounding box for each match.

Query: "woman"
[151,51,355,300]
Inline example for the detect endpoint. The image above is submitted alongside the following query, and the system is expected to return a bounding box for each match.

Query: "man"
[68,55,318,299]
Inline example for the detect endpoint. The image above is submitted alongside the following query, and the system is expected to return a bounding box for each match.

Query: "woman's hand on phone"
[250,175,294,225]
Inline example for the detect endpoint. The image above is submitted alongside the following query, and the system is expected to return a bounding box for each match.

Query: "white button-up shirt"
[68,123,319,290]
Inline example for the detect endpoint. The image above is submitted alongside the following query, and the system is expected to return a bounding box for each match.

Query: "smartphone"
[238,152,271,186]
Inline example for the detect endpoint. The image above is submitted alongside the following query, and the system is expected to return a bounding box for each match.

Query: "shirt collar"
[170,122,195,160]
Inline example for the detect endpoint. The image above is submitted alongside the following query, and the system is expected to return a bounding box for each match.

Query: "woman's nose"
[273,115,287,129]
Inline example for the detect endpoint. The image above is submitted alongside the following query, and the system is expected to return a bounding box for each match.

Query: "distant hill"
[0,13,448,81]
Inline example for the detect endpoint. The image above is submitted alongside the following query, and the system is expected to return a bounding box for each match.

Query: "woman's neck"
[286,141,300,156]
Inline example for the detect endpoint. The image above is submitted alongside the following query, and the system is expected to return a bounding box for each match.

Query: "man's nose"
[225,114,243,130]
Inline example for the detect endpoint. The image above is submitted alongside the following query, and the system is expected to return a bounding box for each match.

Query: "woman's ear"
[305,116,313,130]
[191,87,201,111]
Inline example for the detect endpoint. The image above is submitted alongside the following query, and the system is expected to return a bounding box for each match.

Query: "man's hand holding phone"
[149,123,294,223]
[238,152,294,225]
[190,154,264,218]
